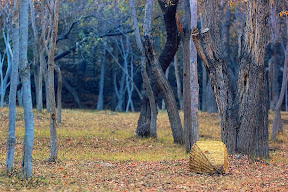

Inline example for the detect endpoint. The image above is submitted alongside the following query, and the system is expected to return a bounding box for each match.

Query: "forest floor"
[0,108,287,191]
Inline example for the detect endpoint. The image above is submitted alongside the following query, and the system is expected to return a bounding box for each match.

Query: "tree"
[129,0,157,137]
[46,0,61,162]
[135,0,183,144]
[19,0,34,178]
[182,0,199,152]
[272,16,288,140]
[192,0,269,157]
[6,0,21,173]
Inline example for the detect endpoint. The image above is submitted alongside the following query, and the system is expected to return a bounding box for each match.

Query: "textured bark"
[236,0,269,158]
[47,0,61,162]
[182,0,199,152]
[19,0,34,178]
[192,27,237,153]
[6,0,21,173]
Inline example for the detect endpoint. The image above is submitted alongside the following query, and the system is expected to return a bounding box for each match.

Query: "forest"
[0,0,288,191]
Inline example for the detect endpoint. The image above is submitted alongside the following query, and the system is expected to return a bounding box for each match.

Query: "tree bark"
[47,0,61,162]
[19,0,34,178]
[130,0,157,138]
[6,0,21,173]
[236,0,269,158]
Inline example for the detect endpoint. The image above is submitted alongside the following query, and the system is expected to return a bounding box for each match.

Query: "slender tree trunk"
[143,0,184,144]
[96,45,106,110]
[206,79,217,113]
[19,0,34,178]
[47,0,61,162]
[272,19,288,139]
[161,66,170,110]
[269,54,279,111]
[55,65,62,123]
[174,54,183,110]
[6,0,21,173]
[182,0,199,152]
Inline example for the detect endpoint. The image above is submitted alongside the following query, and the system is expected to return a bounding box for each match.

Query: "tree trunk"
[174,54,183,110]
[272,18,288,140]
[6,0,21,173]
[192,0,238,153]
[161,66,170,110]
[55,65,62,123]
[206,79,217,113]
[143,0,184,144]
[236,0,269,158]
[47,0,61,162]
[96,45,106,110]
[19,0,34,179]
[129,0,157,138]
[269,55,279,111]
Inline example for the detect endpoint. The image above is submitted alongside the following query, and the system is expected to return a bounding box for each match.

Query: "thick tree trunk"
[192,27,238,154]
[19,0,34,179]
[6,0,21,173]
[236,0,269,158]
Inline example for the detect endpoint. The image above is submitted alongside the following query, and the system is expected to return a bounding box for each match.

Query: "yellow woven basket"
[189,140,228,174]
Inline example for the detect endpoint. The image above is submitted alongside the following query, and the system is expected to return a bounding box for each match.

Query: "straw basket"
[189,140,228,174]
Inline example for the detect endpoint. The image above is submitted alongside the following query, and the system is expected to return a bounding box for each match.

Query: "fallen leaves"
[0,108,287,191]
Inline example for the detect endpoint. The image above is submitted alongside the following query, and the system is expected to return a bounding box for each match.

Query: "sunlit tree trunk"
[19,0,34,178]
[6,0,21,173]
